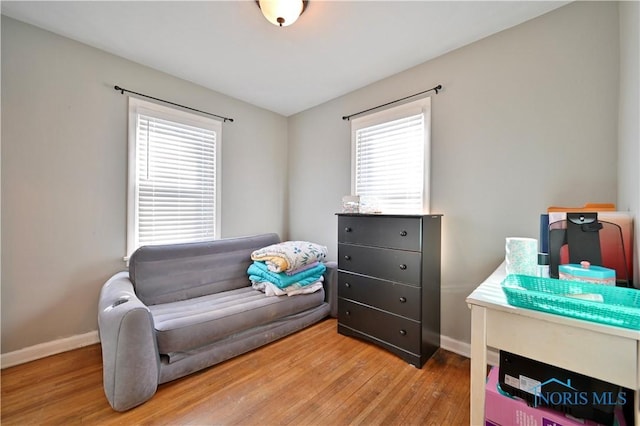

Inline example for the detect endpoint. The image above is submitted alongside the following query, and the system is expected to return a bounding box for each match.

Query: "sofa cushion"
[129,234,280,305]
[149,286,325,355]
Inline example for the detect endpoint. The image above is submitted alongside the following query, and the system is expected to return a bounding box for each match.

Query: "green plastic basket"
[501,274,640,330]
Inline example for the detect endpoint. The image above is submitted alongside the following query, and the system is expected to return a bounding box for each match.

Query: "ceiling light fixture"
[257,0,308,27]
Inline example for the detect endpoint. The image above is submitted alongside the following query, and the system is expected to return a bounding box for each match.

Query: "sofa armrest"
[98,271,160,411]
[322,261,338,318]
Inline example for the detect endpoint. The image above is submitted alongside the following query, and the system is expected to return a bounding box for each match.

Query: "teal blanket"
[247,261,326,289]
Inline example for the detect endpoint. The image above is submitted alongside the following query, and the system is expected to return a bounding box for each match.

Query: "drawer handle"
[399,297,407,303]
[344,227,352,233]
[399,329,407,336]
[399,264,407,270]
[400,230,407,237]
[345,282,351,288]
[346,310,351,316]
[344,255,351,261]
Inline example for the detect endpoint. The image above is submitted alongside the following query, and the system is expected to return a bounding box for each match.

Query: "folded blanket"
[251,241,328,273]
[285,261,320,276]
[252,278,324,297]
[247,260,326,289]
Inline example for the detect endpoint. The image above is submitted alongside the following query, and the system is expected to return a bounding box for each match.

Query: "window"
[126,98,222,258]
[351,97,431,214]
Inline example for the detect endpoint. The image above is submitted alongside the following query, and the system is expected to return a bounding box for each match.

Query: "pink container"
[485,367,625,426]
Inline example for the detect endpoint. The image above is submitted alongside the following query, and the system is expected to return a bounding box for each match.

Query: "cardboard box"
[485,367,626,426]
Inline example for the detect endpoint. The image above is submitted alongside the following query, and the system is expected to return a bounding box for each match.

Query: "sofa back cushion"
[129,233,280,305]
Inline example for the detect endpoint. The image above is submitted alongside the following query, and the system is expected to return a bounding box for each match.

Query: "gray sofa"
[98,233,337,412]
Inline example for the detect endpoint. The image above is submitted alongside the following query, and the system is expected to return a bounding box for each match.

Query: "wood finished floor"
[1,319,471,425]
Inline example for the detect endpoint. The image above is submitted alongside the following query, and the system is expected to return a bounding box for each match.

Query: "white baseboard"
[441,335,499,366]
[2,331,496,370]
[1,330,100,369]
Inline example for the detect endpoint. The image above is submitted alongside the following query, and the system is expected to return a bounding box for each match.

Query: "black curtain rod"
[114,85,234,123]
[342,84,442,121]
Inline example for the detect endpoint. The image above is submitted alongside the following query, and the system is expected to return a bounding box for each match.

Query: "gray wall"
[618,1,640,286]
[288,1,621,344]
[2,1,635,355]
[1,16,288,353]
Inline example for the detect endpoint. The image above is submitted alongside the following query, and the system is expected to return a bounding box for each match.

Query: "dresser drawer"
[338,299,420,354]
[338,216,421,251]
[338,243,421,285]
[338,271,420,320]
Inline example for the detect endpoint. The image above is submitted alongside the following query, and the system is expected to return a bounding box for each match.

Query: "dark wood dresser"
[336,213,442,367]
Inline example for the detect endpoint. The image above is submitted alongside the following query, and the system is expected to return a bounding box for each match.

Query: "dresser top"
[336,213,443,218]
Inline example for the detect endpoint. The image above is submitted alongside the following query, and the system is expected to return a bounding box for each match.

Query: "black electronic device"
[498,350,625,425]
[548,212,630,286]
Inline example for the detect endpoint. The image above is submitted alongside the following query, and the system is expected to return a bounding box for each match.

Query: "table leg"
[470,305,488,426]
[635,339,639,426]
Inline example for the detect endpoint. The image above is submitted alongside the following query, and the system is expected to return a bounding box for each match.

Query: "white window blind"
[351,98,430,214]
[127,98,222,258]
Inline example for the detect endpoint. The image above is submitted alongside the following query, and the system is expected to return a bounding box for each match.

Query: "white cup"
[505,237,538,276]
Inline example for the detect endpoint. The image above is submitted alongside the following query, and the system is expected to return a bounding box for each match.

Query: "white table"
[466,262,640,426]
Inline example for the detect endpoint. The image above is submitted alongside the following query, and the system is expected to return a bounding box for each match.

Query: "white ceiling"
[1,1,570,116]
